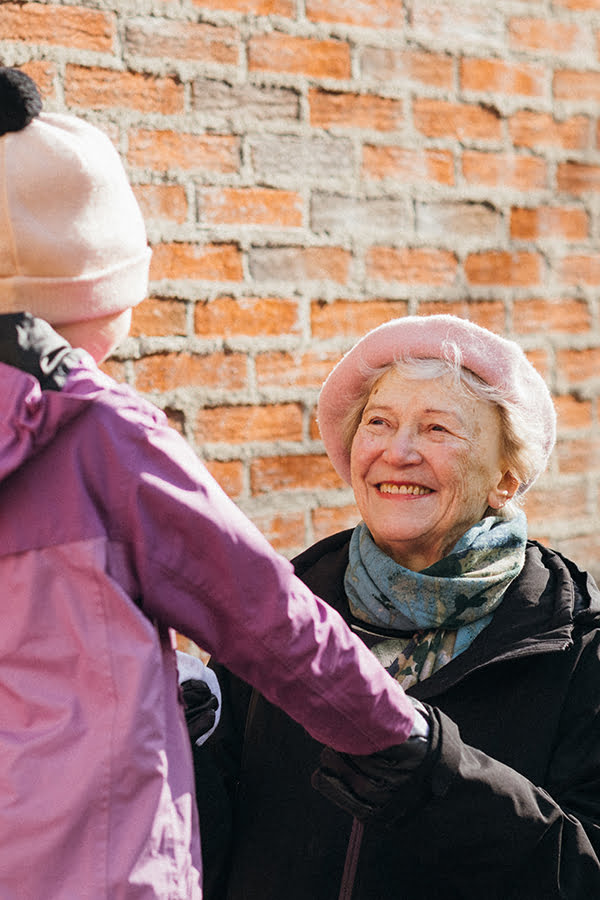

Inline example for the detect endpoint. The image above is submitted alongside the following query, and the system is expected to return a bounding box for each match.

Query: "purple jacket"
[0,321,413,899]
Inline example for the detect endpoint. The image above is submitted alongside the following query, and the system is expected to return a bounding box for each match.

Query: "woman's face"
[350,368,514,571]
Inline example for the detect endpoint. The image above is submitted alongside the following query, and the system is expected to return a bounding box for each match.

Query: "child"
[0,68,417,898]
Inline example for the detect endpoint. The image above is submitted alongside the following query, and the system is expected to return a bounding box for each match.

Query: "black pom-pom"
[0,68,42,136]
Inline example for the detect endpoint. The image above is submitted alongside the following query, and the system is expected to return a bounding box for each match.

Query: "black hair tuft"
[0,68,42,137]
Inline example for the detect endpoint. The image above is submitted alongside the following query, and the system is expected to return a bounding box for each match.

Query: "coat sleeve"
[98,403,415,755]
[189,661,251,900]
[400,633,600,898]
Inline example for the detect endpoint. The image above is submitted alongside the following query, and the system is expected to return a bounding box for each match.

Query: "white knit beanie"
[0,68,151,325]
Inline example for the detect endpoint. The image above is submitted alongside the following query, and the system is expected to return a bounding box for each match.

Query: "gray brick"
[250,134,354,184]
[416,201,504,244]
[311,192,412,239]
[192,79,300,123]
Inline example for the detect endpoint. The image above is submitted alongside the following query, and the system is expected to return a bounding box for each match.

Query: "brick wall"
[4,0,600,579]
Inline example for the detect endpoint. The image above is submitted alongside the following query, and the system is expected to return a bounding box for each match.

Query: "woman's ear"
[488,471,520,510]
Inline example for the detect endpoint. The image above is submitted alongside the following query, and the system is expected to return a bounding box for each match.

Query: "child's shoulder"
[65,355,168,431]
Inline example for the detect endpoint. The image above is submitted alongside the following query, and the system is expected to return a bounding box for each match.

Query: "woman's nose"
[383,428,422,464]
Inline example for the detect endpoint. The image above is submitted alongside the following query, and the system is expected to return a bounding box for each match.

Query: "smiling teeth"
[379,483,432,495]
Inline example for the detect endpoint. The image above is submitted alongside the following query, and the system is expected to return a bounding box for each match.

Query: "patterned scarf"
[344,511,528,689]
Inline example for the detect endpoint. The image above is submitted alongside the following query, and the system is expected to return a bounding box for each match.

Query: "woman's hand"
[312,699,432,822]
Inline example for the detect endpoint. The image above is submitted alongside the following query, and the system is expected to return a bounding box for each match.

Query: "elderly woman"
[194,315,600,899]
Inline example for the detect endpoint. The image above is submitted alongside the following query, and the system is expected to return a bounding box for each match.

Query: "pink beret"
[317,315,556,493]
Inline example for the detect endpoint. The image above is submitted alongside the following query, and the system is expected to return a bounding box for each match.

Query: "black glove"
[0,312,82,390]
[181,678,220,745]
[311,700,433,823]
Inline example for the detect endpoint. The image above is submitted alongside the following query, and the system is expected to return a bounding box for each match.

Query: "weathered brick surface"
[362,146,454,185]
[249,34,351,79]
[125,19,240,64]
[462,152,547,191]
[128,131,240,174]
[8,0,600,572]
[0,4,114,50]
[460,58,546,98]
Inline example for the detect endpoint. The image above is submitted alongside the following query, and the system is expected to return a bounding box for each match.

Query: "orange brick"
[256,351,342,390]
[134,351,247,393]
[462,152,547,190]
[309,406,322,441]
[18,61,56,101]
[558,255,600,285]
[133,184,188,224]
[524,348,551,383]
[125,20,240,64]
[198,188,303,227]
[193,0,293,12]
[202,460,244,499]
[310,90,403,131]
[554,70,600,102]
[413,98,501,141]
[249,34,350,79]
[195,296,300,338]
[250,454,344,494]
[557,346,600,383]
[312,505,361,541]
[307,0,403,27]
[0,3,114,51]
[366,247,458,285]
[65,66,183,114]
[461,58,545,97]
[509,17,581,53]
[513,298,590,334]
[416,301,505,334]
[131,298,187,338]
[554,394,593,430]
[464,251,542,287]
[100,358,127,381]
[150,243,243,282]
[524,482,588,522]
[162,408,185,436]
[557,162,600,194]
[128,130,239,174]
[311,299,409,339]
[362,145,454,185]
[556,0,600,7]
[361,48,453,88]
[556,437,600,474]
[250,512,306,552]
[509,111,589,151]
[510,207,589,241]
[196,404,303,443]
[175,635,209,663]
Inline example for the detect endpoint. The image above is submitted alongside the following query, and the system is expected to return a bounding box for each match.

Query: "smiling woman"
[349,367,511,571]
[193,315,600,900]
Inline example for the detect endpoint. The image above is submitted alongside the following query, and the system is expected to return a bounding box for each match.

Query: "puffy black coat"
[194,532,600,899]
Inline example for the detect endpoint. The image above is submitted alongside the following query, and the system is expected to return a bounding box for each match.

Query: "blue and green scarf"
[344,511,528,688]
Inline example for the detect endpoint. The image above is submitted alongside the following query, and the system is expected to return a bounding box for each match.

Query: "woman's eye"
[430,423,448,433]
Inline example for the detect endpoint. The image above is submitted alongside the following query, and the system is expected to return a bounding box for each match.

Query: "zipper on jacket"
[338,818,364,900]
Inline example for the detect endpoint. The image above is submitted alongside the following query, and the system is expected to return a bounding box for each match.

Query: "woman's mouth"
[377,482,433,496]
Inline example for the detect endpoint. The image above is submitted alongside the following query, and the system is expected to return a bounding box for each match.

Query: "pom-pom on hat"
[317,314,556,494]
[0,67,151,325]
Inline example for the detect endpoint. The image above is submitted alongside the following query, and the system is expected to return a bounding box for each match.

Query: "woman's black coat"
[193,532,600,899]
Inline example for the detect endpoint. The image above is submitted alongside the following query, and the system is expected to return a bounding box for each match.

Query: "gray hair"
[340,342,545,514]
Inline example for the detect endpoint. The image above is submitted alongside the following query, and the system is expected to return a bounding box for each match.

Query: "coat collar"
[293,531,600,700]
